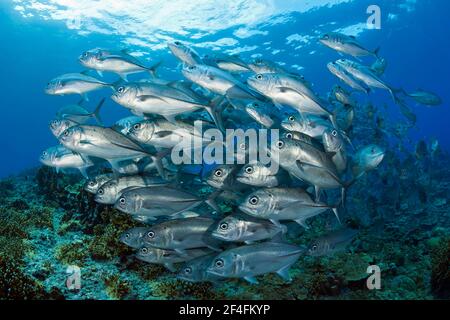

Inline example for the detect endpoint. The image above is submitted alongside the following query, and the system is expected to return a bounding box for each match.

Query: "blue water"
[1,0,449,178]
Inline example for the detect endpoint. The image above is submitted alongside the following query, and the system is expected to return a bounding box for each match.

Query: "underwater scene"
[0,0,449,301]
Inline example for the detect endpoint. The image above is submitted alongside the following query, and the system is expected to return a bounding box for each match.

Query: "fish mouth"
[235,175,250,184]
[206,267,221,277]
[211,230,227,241]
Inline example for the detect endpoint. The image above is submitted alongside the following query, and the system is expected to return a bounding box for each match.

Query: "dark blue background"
[0,0,448,178]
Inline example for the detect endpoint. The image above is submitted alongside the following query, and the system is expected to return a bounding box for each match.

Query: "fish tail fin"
[204,96,225,132]
[150,149,171,180]
[341,178,357,208]
[147,60,163,78]
[205,190,222,214]
[331,204,342,225]
[373,46,381,58]
[92,98,105,125]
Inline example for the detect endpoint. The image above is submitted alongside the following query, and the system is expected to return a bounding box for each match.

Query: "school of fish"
[40,33,441,284]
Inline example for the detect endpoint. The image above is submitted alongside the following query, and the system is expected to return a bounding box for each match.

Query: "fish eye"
[119,197,126,204]
[141,247,148,254]
[253,103,259,107]
[174,41,181,46]
[83,52,88,57]
[133,123,141,130]
[289,116,295,122]
[332,130,338,137]
[63,130,69,136]
[188,65,196,70]
[89,181,95,186]
[147,231,155,239]
[98,189,104,195]
[125,233,130,239]
[184,267,192,274]
[286,133,293,139]
[323,34,329,40]
[312,245,318,251]
[249,196,259,205]
[276,140,285,149]
[245,166,253,174]
[256,74,263,80]
[117,86,125,93]
[214,259,224,268]
[220,223,228,231]
[214,169,223,177]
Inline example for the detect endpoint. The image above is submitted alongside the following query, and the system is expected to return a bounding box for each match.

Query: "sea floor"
[0,152,449,300]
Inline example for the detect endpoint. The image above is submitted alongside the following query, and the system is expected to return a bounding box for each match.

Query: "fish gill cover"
[0,0,449,301]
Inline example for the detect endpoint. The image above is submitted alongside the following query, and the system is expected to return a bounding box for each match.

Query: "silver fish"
[352,145,385,179]
[84,173,114,194]
[114,186,217,221]
[178,254,221,283]
[128,119,213,149]
[327,62,370,93]
[95,175,169,205]
[56,98,105,125]
[49,118,79,138]
[206,165,246,191]
[322,129,347,174]
[281,113,333,139]
[111,81,219,126]
[182,64,256,99]
[120,227,150,249]
[239,188,339,229]
[247,73,332,118]
[206,241,304,284]
[113,116,145,135]
[335,59,399,102]
[39,145,93,178]
[404,89,442,106]
[79,48,161,80]
[236,162,287,188]
[168,41,202,66]
[136,246,213,272]
[45,72,110,100]
[58,125,158,173]
[212,214,285,243]
[142,217,220,253]
[203,53,250,73]
[330,85,356,107]
[319,32,380,58]
[308,228,358,257]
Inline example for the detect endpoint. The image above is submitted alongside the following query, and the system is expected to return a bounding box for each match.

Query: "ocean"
[0,0,448,301]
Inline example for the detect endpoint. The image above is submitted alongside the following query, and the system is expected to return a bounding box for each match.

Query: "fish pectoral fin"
[163,114,177,124]
[78,167,89,179]
[277,86,301,95]
[174,249,189,256]
[276,265,292,282]
[243,276,259,285]
[164,263,177,273]
[137,95,166,103]
[295,218,309,229]
[154,131,173,138]
[244,241,254,245]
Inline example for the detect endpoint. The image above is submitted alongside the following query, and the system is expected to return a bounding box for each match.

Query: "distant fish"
[404,89,442,106]
[56,98,105,125]
[415,140,428,160]
[79,48,161,80]
[168,41,202,66]
[319,32,380,58]
[307,228,358,257]
[45,72,110,100]
[352,144,385,179]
